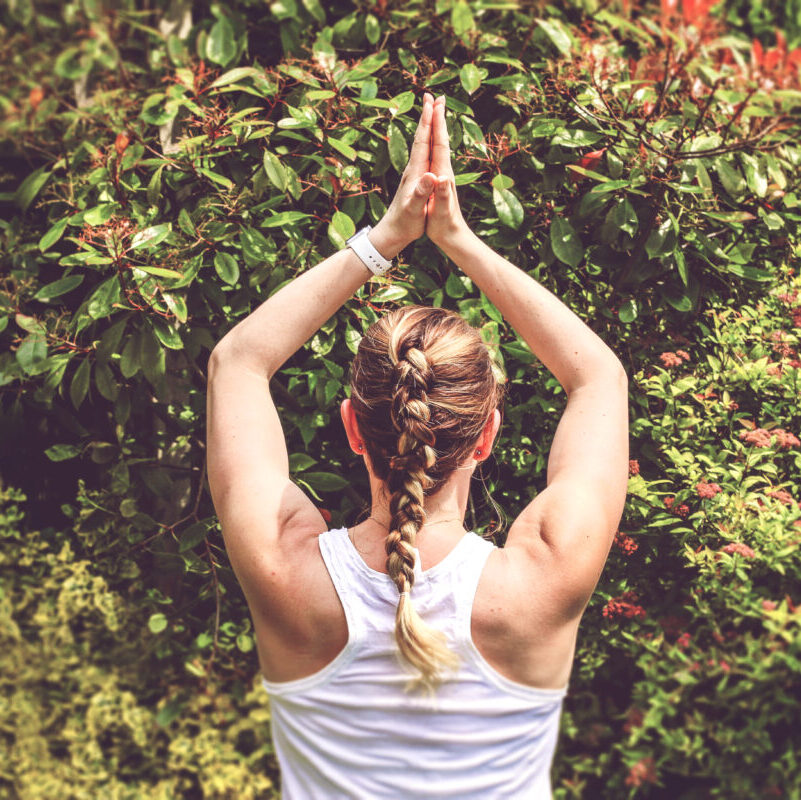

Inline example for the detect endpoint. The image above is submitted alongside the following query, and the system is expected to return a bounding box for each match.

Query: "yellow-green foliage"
[0,487,277,799]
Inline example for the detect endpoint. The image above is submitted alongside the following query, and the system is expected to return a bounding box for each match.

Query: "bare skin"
[208,92,628,692]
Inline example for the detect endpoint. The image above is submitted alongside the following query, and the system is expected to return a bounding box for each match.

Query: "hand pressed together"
[372,92,468,255]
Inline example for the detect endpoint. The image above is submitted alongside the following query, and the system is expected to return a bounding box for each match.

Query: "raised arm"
[425,97,629,623]
[206,93,439,594]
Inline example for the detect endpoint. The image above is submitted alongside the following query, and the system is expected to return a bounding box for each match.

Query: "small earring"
[475,449,481,457]
[357,443,364,451]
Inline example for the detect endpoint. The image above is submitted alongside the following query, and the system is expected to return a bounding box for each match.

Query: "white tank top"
[261,527,569,799]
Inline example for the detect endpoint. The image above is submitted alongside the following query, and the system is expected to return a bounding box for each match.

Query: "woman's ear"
[340,399,363,454]
[476,409,501,461]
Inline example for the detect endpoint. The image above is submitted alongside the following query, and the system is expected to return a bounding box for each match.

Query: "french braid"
[348,305,507,695]
[385,340,459,693]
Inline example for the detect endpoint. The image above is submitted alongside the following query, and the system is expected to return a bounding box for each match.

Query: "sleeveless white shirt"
[261,527,569,799]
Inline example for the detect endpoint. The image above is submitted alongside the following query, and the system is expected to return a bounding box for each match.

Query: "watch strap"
[346,225,393,277]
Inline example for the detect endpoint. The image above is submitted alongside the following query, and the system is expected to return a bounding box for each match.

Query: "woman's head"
[345,304,507,692]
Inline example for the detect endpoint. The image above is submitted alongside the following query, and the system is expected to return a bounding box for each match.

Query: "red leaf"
[752,38,764,68]
[579,148,606,170]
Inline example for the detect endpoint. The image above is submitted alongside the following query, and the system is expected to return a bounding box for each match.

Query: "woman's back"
[260,526,569,800]
[206,92,629,798]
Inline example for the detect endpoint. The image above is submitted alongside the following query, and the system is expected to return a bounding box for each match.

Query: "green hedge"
[1,0,800,796]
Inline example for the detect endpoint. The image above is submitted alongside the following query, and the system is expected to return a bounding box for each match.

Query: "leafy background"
[1,0,800,796]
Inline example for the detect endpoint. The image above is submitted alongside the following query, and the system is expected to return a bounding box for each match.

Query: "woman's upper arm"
[504,367,630,622]
[205,347,324,580]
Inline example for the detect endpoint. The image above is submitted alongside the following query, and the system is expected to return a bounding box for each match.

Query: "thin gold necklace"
[364,515,464,530]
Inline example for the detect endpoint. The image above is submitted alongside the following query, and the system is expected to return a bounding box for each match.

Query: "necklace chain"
[365,514,464,529]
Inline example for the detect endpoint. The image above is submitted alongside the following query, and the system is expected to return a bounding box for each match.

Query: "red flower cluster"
[696,481,722,499]
[676,631,691,649]
[767,488,796,506]
[628,459,640,476]
[770,330,798,359]
[625,756,658,787]
[603,591,646,620]
[721,542,756,558]
[750,30,801,91]
[659,350,690,367]
[664,497,689,516]
[739,428,801,449]
[613,530,639,555]
[762,599,777,611]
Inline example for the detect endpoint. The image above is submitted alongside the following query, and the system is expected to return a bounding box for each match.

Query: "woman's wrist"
[368,220,406,261]
[437,223,476,259]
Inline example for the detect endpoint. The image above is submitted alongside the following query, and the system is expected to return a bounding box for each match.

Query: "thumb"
[416,174,435,196]
[436,174,449,192]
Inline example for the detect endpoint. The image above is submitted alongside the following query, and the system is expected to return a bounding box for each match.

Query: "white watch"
[346,225,393,277]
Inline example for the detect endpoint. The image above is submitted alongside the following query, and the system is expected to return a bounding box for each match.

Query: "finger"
[431,96,453,179]
[413,172,437,198]
[407,92,434,175]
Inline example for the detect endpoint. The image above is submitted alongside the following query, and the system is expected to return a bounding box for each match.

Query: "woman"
[207,93,629,798]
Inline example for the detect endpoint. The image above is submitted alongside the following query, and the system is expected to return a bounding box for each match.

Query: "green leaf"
[445,272,467,298]
[236,633,254,653]
[130,223,172,250]
[70,357,91,409]
[148,613,168,634]
[387,122,408,174]
[240,227,274,265]
[147,164,164,206]
[177,208,195,236]
[149,317,183,350]
[197,167,233,189]
[163,293,188,323]
[454,171,485,186]
[550,217,584,267]
[365,13,380,44]
[715,158,746,197]
[179,521,209,552]
[289,453,317,471]
[210,67,260,88]
[331,211,355,241]
[214,252,240,285]
[493,187,524,229]
[137,266,183,280]
[263,151,288,191]
[15,334,48,375]
[371,285,408,303]
[618,298,638,323]
[14,166,50,213]
[45,444,81,462]
[33,275,84,302]
[451,1,475,35]
[740,152,767,198]
[551,128,603,148]
[87,276,122,320]
[327,135,357,162]
[120,332,142,378]
[38,218,69,252]
[536,18,571,56]
[460,63,481,95]
[303,471,349,492]
[206,16,236,67]
[94,361,119,401]
[261,211,311,228]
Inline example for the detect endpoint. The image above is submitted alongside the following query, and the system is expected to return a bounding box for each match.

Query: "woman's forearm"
[440,228,625,394]
[211,225,402,377]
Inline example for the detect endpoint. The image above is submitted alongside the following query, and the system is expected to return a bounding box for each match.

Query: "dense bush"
[1,0,800,796]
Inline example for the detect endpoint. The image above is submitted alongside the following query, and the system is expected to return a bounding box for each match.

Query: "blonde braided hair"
[348,305,507,694]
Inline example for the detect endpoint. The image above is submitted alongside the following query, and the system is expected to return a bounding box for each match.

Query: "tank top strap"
[317,527,371,640]
[450,532,496,639]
